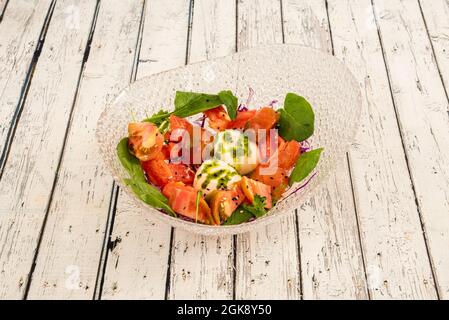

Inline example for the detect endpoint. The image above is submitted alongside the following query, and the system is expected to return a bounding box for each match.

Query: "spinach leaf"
[278,93,315,142]
[241,195,267,218]
[124,179,176,217]
[173,91,222,117]
[117,138,176,217]
[218,90,238,120]
[223,195,267,225]
[116,138,146,182]
[144,90,239,123]
[174,91,201,109]
[144,110,170,126]
[223,207,253,225]
[289,148,323,186]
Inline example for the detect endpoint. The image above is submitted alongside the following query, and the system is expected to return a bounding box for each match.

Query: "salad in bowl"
[97,45,362,235]
[117,90,322,226]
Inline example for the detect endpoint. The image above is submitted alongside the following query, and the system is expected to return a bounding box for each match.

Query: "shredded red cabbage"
[268,99,278,108]
[193,115,206,128]
[179,215,196,223]
[281,172,317,202]
[300,140,311,153]
[237,104,248,112]
[246,87,254,106]
[201,115,206,128]
[237,87,255,112]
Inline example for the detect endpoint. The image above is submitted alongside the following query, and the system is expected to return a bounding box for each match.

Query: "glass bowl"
[96,44,362,235]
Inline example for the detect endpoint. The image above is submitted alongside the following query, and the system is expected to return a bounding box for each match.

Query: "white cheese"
[193,159,242,196]
[213,129,259,175]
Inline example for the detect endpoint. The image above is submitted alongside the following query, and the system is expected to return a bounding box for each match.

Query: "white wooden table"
[0,0,448,300]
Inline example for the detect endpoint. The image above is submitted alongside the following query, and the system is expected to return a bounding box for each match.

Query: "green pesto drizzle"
[198,159,238,190]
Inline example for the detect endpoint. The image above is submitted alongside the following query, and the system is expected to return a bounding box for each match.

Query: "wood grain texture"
[0,0,8,17]
[101,0,190,300]
[167,0,236,300]
[0,0,446,300]
[0,0,52,164]
[282,0,368,299]
[329,0,438,299]
[419,0,449,91]
[234,0,301,300]
[100,191,172,299]
[372,0,449,298]
[0,0,97,299]
[25,0,145,299]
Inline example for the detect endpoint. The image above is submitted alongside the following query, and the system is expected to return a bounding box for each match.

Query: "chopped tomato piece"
[169,114,193,135]
[167,116,212,164]
[152,151,167,161]
[278,140,300,169]
[209,185,245,224]
[250,166,288,191]
[141,159,173,187]
[258,136,299,170]
[240,176,272,208]
[163,183,213,224]
[258,131,282,164]
[168,163,195,185]
[204,106,230,131]
[161,144,170,160]
[128,122,163,161]
[142,159,196,187]
[168,115,193,142]
[189,126,213,164]
[162,181,185,198]
[162,142,181,160]
[227,110,256,129]
[246,107,279,130]
[164,131,171,141]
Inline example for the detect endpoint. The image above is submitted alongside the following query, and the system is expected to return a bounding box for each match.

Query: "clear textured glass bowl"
[96,45,362,235]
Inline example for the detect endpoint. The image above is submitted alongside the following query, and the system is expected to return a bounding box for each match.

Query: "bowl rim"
[96,44,362,235]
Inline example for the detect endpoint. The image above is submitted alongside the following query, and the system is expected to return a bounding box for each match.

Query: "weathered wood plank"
[419,0,449,92]
[282,0,332,51]
[167,0,236,300]
[234,0,301,300]
[101,0,190,300]
[0,0,8,18]
[0,0,97,299]
[371,0,449,298]
[0,0,52,167]
[282,0,368,299]
[25,0,145,299]
[329,0,439,299]
[100,190,173,299]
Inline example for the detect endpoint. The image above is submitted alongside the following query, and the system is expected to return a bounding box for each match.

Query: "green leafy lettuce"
[217,90,238,120]
[116,138,176,216]
[289,148,323,186]
[224,195,267,225]
[278,93,315,142]
[144,90,239,124]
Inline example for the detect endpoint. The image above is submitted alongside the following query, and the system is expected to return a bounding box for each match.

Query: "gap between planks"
[370,0,439,298]
[417,0,449,101]
[21,0,146,299]
[20,0,101,299]
[0,0,56,179]
[93,0,148,299]
[99,0,368,300]
[0,0,9,23]
[371,0,449,298]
